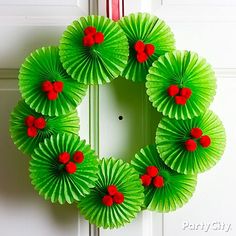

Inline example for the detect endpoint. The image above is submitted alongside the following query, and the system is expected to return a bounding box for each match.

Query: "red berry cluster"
[25,115,46,137]
[140,166,164,188]
[167,85,192,105]
[58,151,84,174]
[83,26,104,47]
[41,80,64,100]
[102,185,124,207]
[134,40,155,63]
[185,127,211,152]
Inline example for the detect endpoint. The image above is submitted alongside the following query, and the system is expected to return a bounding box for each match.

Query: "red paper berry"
[94,32,104,44]
[146,166,159,177]
[83,35,95,47]
[27,126,37,137]
[191,128,203,139]
[113,192,124,204]
[200,135,211,148]
[65,161,77,174]
[47,91,58,100]
[167,85,179,97]
[73,151,84,164]
[140,174,152,186]
[185,139,197,152]
[153,176,164,188]
[58,152,70,164]
[34,117,46,129]
[145,44,155,56]
[175,96,187,105]
[107,185,118,196]
[102,195,113,206]
[180,87,192,99]
[134,40,145,52]
[136,52,148,63]
[41,80,53,92]
[84,26,97,36]
[25,115,35,127]
[53,81,64,93]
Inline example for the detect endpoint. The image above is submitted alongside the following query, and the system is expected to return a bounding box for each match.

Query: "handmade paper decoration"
[78,158,144,228]
[146,50,216,120]
[156,110,226,174]
[131,145,197,212]
[59,15,129,84]
[19,46,87,116]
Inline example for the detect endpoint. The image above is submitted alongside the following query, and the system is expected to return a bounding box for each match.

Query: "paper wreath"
[10,12,226,230]
[78,158,144,228]
[131,145,197,212]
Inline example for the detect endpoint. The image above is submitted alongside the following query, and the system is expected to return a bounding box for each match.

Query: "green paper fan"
[10,100,79,156]
[78,158,144,229]
[118,12,175,82]
[146,50,216,120]
[59,15,129,84]
[131,145,197,212]
[19,46,87,116]
[30,133,99,204]
[156,110,226,174]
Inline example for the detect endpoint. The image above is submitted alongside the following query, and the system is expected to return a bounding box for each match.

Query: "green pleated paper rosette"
[10,100,79,156]
[118,12,175,82]
[146,50,216,120]
[59,15,129,84]
[78,158,144,229]
[30,133,99,204]
[19,46,87,116]
[131,145,197,212]
[156,110,226,175]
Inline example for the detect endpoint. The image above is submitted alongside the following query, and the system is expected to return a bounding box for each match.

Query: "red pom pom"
[27,126,37,137]
[58,152,70,164]
[53,81,64,93]
[41,80,53,92]
[145,44,155,56]
[190,128,203,139]
[34,117,46,129]
[136,52,148,63]
[185,139,197,152]
[65,161,77,174]
[113,192,124,204]
[200,135,211,148]
[107,185,118,196]
[84,26,97,36]
[73,151,84,163]
[140,174,152,186]
[47,91,58,100]
[167,85,179,97]
[102,195,113,206]
[94,32,104,44]
[83,35,95,47]
[153,176,164,188]
[146,166,159,177]
[175,96,187,105]
[180,87,192,99]
[25,115,35,127]
[134,40,145,52]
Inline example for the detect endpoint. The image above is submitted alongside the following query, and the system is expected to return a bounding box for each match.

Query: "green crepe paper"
[146,50,216,120]
[30,133,99,204]
[59,15,129,84]
[118,12,175,82]
[78,158,144,229]
[10,100,79,156]
[156,110,226,175]
[131,145,197,212]
[19,46,87,116]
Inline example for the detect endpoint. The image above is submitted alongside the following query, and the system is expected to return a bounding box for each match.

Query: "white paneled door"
[0,1,235,236]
